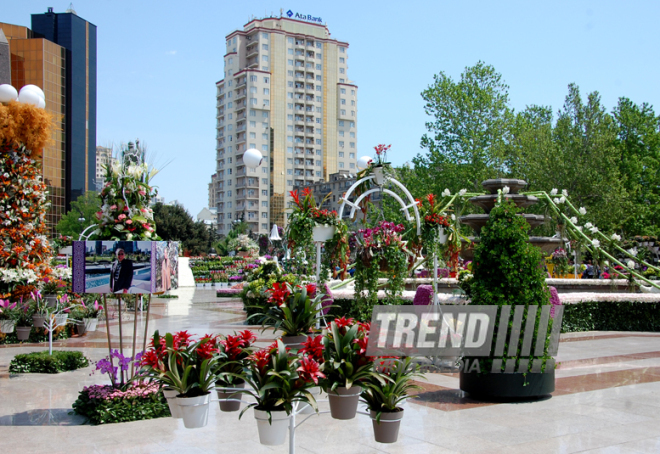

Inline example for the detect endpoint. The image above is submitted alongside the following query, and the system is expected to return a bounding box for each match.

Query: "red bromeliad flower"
[354,337,369,356]
[172,331,194,350]
[299,335,324,362]
[266,282,291,307]
[426,193,436,209]
[196,335,219,360]
[357,321,371,334]
[334,316,355,330]
[239,329,257,346]
[302,187,312,198]
[140,349,161,369]
[296,356,325,385]
[289,189,301,207]
[305,283,316,298]
[249,349,271,373]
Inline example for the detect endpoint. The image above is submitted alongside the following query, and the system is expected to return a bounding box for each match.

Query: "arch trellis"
[338,174,422,235]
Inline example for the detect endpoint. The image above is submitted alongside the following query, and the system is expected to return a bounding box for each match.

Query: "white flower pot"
[312,224,335,242]
[437,226,448,244]
[299,386,321,415]
[162,388,183,418]
[254,409,290,446]
[54,314,68,327]
[177,393,210,428]
[83,318,98,332]
[0,320,15,334]
[373,166,385,185]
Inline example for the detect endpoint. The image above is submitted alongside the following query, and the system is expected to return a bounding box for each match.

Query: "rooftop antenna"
[66,3,77,15]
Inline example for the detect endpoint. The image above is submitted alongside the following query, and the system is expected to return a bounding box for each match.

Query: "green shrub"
[71,383,170,425]
[9,350,89,373]
[562,302,660,332]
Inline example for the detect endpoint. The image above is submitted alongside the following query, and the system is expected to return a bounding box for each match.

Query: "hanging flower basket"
[254,409,290,445]
[162,388,183,418]
[177,393,210,429]
[372,165,386,186]
[312,224,335,242]
[328,385,362,420]
[0,320,16,334]
[371,409,404,443]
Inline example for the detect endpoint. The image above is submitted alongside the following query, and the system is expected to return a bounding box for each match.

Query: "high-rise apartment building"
[95,146,113,190]
[0,7,97,232]
[215,15,357,235]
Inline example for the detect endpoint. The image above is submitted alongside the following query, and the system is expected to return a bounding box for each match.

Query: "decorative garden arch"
[338,174,422,235]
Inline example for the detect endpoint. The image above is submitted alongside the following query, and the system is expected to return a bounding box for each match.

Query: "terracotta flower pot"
[216,381,245,412]
[371,409,404,443]
[328,385,362,420]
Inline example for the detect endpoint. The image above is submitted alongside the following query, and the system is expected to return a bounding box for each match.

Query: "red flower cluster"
[220,330,257,360]
[424,213,450,227]
[296,356,325,385]
[299,335,324,362]
[266,282,291,307]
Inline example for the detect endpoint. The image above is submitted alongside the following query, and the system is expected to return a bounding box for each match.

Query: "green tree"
[418,61,514,194]
[152,202,210,255]
[55,191,102,239]
[612,98,660,236]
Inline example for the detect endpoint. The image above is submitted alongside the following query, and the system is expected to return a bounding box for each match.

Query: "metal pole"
[289,404,296,454]
[130,294,139,380]
[117,295,124,385]
[102,294,115,387]
[433,254,438,305]
[142,294,152,353]
[315,241,322,330]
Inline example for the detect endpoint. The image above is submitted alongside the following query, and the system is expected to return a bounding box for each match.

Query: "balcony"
[247,46,259,58]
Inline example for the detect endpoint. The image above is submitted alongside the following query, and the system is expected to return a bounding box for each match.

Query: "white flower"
[626,260,635,269]
[611,233,621,241]
[562,189,568,197]
[585,222,593,229]
[592,239,600,248]
[459,189,467,196]
[579,207,587,215]
[553,198,560,204]
[576,226,583,231]
[559,196,566,204]
[550,188,558,196]
[450,214,456,221]
[589,226,599,233]
[502,186,510,195]
[441,189,451,197]
[627,248,638,257]
[570,217,578,224]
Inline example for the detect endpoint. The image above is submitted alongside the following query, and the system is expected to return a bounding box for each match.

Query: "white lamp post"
[357,155,372,170]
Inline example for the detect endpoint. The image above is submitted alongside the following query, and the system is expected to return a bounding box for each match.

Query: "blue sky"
[4,1,660,217]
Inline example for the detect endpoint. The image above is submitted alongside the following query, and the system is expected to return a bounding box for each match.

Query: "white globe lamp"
[357,155,373,170]
[0,84,18,103]
[18,89,41,106]
[244,148,263,169]
[20,84,45,100]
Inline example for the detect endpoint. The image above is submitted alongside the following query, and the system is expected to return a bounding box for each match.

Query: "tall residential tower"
[215,15,357,235]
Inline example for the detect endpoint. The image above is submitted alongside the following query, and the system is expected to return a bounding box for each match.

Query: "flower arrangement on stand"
[354,221,410,321]
[550,247,571,278]
[321,317,377,420]
[253,282,333,346]
[96,141,161,241]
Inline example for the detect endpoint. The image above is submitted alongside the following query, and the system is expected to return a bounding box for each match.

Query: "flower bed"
[9,350,88,373]
[71,382,170,425]
[190,256,259,284]
[216,288,242,298]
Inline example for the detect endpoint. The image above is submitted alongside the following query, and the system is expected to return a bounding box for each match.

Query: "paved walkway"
[1,288,660,453]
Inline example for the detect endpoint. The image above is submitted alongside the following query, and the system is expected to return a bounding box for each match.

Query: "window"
[250,110,256,117]
[287,147,293,153]
[228,190,232,196]
[316,96,322,102]
[287,92,293,99]
[228,81,232,87]
[339,141,344,148]
[261,223,268,230]
[262,145,268,152]
[340,109,346,116]
[316,75,322,81]
[263,100,270,106]
[339,79,345,83]
[288,70,294,77]
[351,111,355,116]
[339,152,344,157]
[351,100,355,106]
[340,88,346,94]
[249,143,256,149]
[262,44,269,50]
[316,107,321,113]
[339,68,345,74]
[316,64,322,70]
[339,57,345,64]
[349,152,355,159]
[228,213,232,219]
[316,128,321,134]
[250,86,257,93]
[250,98,257,105]
[341,99,346,105]
[350,122,355,128]
[339,131,344,137]
[262,190,268,196]
[287,169,292,175]
[287,158,293,164]
[262,178,268,184]
[262,165,268,171]
[264,88,270,95]
[263,122,268,128]
[288,37,294,44]
[287,114,293,120]
[350,142,355,148]
[339,162,345,168]
[316,139,321,145]
[350,132,355,138]
[287,125,293,132]
[262,33,268,39]
[249,132,256,139]
[249,121,256,127]
[227,92,232,98]
[288,59,293,66]
[264,77,269,83]
[287,180,293,186]
[287,136,293,142]
[228,57,233,65]
[339,120,344,127]
[228,124,233,131]
[316,118,321,124]
[350,163,355,169]
[316,160,322,166]
[288,48,293,55]
[339,47,345,53]
[316,149,322,155]
[228,113,233,119]
[262,55,269,62]
[262,133,268,140]
[316,42,322,48]
[288,81,293,88]
[262,212,268,218]
[288,103,293,109]
[250,75,257,82]
[351,89,355,96]
[316,86,322,92]
[262,111,268,118]
[228,202,232,208]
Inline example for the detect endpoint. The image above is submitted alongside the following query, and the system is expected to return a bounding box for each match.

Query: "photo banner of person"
[71,241,179,294]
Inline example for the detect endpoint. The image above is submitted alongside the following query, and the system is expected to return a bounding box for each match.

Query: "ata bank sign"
[286,10,322,24]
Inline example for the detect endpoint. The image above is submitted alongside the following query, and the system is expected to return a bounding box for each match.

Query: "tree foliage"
[55,191,102,239]
[151,202,211,255]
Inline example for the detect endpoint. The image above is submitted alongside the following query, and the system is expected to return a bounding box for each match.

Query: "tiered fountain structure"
[460,179,562,259]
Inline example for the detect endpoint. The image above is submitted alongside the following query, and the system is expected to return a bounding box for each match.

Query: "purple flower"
[413,285,434,305]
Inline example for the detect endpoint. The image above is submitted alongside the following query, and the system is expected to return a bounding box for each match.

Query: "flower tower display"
[0,99,55,302]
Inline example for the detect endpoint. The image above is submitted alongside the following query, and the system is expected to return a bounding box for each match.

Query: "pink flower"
[138,190,146,196]
[126,220,132,224]
[118,214,127,220]
[96,212,103,219]
[110,205,117,210]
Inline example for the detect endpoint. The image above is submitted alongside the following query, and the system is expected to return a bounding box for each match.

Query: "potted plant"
[236,340,322,446]
[41,276,67,307]
[15,301,33,341]
[361,357,423,443]
[254,282,333,347]
[159,332,220,428]
[79,297,103,332]
[321,317,377,419]
[298,334,325,414]
[368,144,391,185]
[460,198,555,399]
[0,299,18,333]
[215,330,257,412]
[28,290,49,331]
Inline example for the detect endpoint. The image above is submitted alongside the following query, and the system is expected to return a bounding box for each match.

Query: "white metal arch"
[79,224,100,241]
[338,174,421,235]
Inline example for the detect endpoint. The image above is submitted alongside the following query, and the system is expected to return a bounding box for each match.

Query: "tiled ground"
[1,287,660,453]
